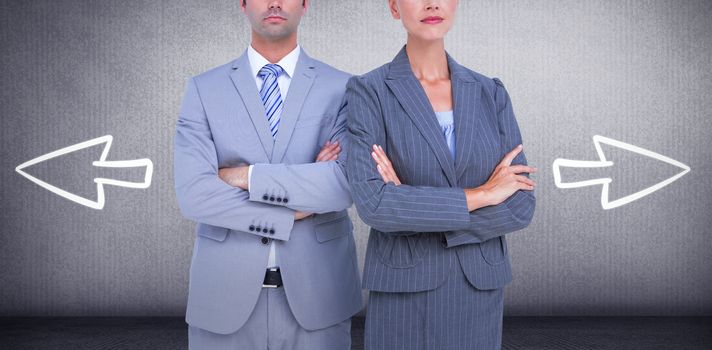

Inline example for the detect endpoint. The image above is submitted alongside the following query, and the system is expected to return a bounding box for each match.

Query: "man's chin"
[257,27,295,40]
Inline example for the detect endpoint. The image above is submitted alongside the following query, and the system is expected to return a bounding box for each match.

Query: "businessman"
[173,0,361,348]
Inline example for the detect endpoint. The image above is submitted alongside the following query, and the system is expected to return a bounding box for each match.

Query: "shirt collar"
[247,44,301,79]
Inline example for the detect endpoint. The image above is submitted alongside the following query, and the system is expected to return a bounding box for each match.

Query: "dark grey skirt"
[364,262,504,350]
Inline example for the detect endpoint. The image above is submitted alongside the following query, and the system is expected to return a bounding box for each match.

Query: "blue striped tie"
[258,64,284,139]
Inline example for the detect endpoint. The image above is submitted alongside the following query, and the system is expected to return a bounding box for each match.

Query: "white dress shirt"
[246,44,301,269]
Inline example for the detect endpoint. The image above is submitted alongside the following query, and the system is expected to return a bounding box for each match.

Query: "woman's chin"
[406,28,450,43]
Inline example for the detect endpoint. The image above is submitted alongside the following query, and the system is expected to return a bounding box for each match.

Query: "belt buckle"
[262,268,279,288]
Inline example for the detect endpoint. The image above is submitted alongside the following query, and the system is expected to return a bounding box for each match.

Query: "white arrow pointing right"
[553,135,690,210]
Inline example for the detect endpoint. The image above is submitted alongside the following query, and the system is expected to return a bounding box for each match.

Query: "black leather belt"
[263,268,282,288]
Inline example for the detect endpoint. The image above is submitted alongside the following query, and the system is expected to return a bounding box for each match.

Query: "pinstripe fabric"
[345,46,536,349]
[364,263,503,350]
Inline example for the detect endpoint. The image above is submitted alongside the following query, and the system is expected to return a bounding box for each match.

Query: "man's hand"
[218,165,250,190]
[316,140,341,162]
[295,211,313,220]
[371,144,401,185]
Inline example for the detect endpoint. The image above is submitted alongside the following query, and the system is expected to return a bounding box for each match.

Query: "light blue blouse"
[434,110,456,161]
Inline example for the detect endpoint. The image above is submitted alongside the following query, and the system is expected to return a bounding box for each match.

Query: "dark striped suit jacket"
[345,46,536,293]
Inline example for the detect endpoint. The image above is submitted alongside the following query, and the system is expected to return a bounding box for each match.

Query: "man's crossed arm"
[217,140,344,221]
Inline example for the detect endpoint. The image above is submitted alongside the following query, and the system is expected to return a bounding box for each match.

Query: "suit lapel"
[385,47,458,186]
[272,50,316,163]
[229,52,274,161]
[448,54,482,182]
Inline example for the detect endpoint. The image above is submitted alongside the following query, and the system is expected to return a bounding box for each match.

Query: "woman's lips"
[421,16,444,24]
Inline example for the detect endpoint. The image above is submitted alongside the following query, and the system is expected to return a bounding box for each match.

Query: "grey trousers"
[188,286,352,350]
[364,262,505,350]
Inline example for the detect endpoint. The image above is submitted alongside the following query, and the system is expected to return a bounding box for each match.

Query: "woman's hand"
[467,144,537,211]
[371,144,402,185]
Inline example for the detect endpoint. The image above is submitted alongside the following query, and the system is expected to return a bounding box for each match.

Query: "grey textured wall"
[1,0,710,316]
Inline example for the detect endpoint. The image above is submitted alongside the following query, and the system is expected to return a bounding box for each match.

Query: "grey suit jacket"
[174,48,362,334]
[346,46,536,293]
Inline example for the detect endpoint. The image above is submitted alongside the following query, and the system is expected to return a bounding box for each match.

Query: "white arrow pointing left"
[15,135,153,210]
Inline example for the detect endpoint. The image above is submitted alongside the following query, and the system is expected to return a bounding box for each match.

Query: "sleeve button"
[276,197,283,202]
[269,229,275,235]
[283,198,289,204]
[249,225,255,231]
[262,228,268,233]
[262,194,269,201]
[269,196,275,202]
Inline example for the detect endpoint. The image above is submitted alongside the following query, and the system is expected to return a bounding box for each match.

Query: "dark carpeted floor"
[1,316,710,349]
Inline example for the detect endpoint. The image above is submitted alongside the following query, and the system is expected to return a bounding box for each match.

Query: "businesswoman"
[345,1,537,349]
